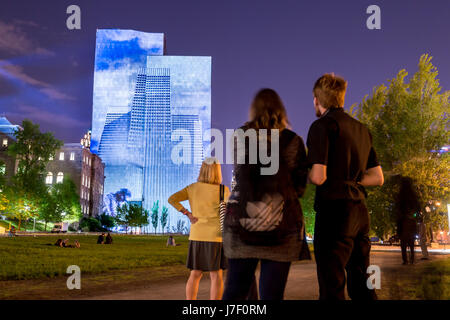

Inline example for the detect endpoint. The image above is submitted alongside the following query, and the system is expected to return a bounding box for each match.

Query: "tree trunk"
[44,221,47,232]
[18,218,21,231]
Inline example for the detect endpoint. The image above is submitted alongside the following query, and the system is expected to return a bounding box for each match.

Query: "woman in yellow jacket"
[168,158,230,300]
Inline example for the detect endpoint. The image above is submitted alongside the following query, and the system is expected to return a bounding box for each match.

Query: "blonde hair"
[313,73,348,109]
[197,158,222,185]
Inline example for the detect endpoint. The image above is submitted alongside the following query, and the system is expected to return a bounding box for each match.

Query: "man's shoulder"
[309,114,337,133]
[331,109,371,133]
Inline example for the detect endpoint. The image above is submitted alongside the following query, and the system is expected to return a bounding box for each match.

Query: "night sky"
[1,0,449,185]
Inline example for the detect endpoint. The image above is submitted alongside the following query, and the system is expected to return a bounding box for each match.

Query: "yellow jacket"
[168,182,230,242]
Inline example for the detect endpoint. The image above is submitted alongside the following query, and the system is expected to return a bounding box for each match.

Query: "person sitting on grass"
[61,239,80,248]
[166,235,181,247]
[8,226,16,237]
[105,232,113,244]
[55,238,63,247]
[97,233,105,244]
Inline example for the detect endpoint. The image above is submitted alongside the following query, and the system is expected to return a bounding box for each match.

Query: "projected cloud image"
[91,29,211,230]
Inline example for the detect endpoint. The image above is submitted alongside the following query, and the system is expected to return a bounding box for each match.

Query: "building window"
[59,152,64,161]
[46,172,53,184]
[70,152,75,161]
[2,139,7,147]
[87,192,90,201]
[56,172,64,183]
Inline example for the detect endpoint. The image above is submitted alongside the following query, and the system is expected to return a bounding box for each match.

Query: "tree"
[116,203,149,234]
[98,213,116,230]
[299,185,316,236]
[3,187,39,230]
[160,206,169,234]
[151,201,159,234]
[8,119,63,193]
[38,178,81,231]
[394,155,449,232]
[0,160,6,189]
[0,191,8,212]
[351,54,450,237]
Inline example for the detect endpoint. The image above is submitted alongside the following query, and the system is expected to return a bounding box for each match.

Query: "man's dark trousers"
[314,199,377,300]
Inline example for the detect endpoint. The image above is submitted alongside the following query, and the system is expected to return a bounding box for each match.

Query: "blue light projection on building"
[91,30,211,232]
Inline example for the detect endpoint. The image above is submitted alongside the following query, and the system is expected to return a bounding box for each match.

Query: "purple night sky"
[1,0,449,185]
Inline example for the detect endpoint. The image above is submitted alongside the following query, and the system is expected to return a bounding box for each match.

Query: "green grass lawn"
[0,234,189,280]
[417,258,450,299]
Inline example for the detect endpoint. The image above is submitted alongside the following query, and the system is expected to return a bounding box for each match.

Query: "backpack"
[225,129,298,246]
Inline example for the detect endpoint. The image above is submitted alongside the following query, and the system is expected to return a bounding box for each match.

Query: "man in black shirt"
[307,74,384,300]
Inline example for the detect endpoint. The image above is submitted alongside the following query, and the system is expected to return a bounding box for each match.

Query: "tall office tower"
[171,114,203,191]
[139,68,173,213]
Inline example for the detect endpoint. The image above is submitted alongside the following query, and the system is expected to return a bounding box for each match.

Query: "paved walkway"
[86,251,449,300]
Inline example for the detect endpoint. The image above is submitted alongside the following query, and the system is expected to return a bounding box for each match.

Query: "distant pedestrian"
[168,158,230,300]
[395,176,420,265]
[105,232,113,244]
[97,233,105,244]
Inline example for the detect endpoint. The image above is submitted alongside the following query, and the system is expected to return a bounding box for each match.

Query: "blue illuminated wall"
[91,29,211,231]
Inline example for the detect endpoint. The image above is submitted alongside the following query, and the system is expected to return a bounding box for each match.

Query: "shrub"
[79,217,102,232]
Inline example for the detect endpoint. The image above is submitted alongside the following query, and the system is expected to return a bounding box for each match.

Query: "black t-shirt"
[306,108,379,206]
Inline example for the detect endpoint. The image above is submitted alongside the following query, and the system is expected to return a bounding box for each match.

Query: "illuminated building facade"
[91,30,211,230]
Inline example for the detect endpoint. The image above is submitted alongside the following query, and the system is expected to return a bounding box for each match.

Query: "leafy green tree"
[0,160,6,188]
[98,213,116,230]
[151,201,159,234]
[80,216,102,232]
[394,155,449,232]
[300,185,316,236]
[160,206,169,234]
[8,119,63,193]
[351,54,450,237]
[116,203,149,234]
[0,191,8,212]
[2,187,39,230]
[38,178,81,231]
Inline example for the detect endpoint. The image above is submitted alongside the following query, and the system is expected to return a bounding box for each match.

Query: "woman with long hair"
[168,158,230,300]
[222,88,310,300]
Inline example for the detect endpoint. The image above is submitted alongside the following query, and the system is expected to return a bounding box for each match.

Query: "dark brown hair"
[246,88,289,130]
[313,73,348,109]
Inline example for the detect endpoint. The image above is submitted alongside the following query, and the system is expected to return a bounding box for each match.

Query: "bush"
[79,217,102,232]
[98,213,116,230]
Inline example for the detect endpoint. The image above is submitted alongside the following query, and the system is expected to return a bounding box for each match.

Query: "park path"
[85,251,449,300]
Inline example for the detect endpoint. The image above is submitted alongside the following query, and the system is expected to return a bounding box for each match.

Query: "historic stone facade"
[46,143,105,217]
[0,131,18,183]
